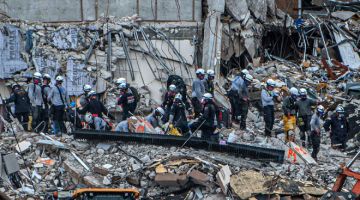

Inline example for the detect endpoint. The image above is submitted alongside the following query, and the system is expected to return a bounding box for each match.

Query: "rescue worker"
[191,69,205,118]
[85,112,107,131]
[238,74,253,130]
[204,69,215,95]
[79,90,114,120]
[28,72,44,131]
[310,105,324,160]
[197,93,217,141]
[282,87,299,141]
[324,106,349,150]
[80,84,92,108]
[261,79,279,137]
[41,74,52,133]
[162,84,177,120]
[228,70,252,125]
[169,93,189,135]
[295,88,317,147]
[145,107,165,129]
[47,75,69,136]
[5,84,31,131]
[118,82,136,120]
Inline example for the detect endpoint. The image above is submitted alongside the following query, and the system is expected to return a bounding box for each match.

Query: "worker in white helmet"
[282,87,299,142]
[191,68,206,118]
[295,88,318,147]
[204,69,215,95]
[261,79,280,137]
[47,75,70,136]
[28,72,44,131]
[41,74,52,132]
[324,105,349,150]
[169,93,189,135]
[145,107,166,129]
[310,105,325,160]
[162,84,177,120]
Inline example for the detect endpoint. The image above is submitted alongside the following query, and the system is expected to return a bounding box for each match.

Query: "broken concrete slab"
[333,31,360,70]
[216,165,231,194]
[188,170,210,186]
[96,143,112,151]
[246,0,267,22]
[15,141,31,153]
[83,175,102,187]
[155,173,189,187]
[3,153,20,174]
[94,166,109,176]
[225,0,250,22]
[36,139,67,149]
[63,160,84,180]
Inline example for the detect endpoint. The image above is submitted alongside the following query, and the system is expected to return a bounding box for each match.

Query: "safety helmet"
[43,74,51,80]
[12,83,20,90]
[266,79,276,87]
[289,87,299,96]
[175,93,182,100]
[169,84,177,92]
[244,74,253,82]
[336,106,345,113]
[317,105,325,114]
[119,82,127,90]
[55,75,64,82]
[115,78,126,85]
[155,107,165,116]
[33,72,42,79]
[299,88,307,96]
[85,113,93,123]
[207,69,215,77]
[87,90,97,98]
[241,69,249,76]
[195,68,205,75]
[83,84,92,92]
[203,93,213,100]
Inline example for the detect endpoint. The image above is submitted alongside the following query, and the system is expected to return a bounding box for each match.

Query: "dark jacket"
[324,114,349,138]
[117,91,137,114]
[282,96,297,115]
[162,92,175,110]
[6,89,31,113]
[79,98,109,118]
[170,100,187,126]
[199,101,217,127]
[203,79,214,95]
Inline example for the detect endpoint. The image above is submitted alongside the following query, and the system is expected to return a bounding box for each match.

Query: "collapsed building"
[0,0,360,199]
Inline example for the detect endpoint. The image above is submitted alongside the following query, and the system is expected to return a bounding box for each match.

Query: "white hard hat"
[33,72,42,79]
[155,107,165,116]
[87,90,96,97]
[43,74,51,80]
[115,78,126,85]
[55,75,64,82]
[195,68,205,75]
[85,113,93,123]
[336,105,344,113]
[299,88,307,96]
[289,87,299,96]
[206,69,215,76]
[169,84,177,91]
[119,82,127,89]
[203,93,213,100]
[244,74,253,82]
[266,79,276,87]
[241,69,249,75]
[83,84,92,92]
[175,93,182,100]
[317,105,324,113]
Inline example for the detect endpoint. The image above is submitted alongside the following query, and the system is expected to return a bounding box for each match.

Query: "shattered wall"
[0,0,202,22]
[0,18,199,109]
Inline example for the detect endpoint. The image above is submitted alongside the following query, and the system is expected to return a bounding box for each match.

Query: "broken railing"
[73,129,285,163]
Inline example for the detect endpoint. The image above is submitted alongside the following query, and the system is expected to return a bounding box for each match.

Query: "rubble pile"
[1,127,360,199]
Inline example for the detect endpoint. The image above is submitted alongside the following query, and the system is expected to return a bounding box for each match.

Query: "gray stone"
[97,149,105,155]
